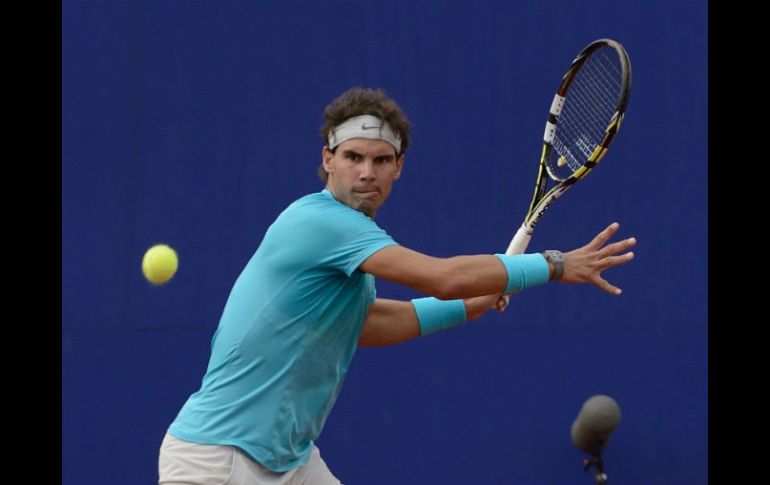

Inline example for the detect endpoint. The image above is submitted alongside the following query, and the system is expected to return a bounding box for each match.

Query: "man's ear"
[393,154,405,180]
[322,146,334,174]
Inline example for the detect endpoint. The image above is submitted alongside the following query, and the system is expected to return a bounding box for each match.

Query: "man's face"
[322,138,404,218]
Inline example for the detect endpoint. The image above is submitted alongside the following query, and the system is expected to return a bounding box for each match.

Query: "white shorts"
[158,432,342,485]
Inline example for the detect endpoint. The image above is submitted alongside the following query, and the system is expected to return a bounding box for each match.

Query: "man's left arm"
[358,295,503,347]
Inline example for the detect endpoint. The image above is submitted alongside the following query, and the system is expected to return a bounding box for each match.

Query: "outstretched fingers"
[598,237,637,258]
[600,251,635,271]
[596,276,622,295]
[587,222,620,250]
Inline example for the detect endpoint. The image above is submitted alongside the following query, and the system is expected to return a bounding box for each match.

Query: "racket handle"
[505,223,532,255]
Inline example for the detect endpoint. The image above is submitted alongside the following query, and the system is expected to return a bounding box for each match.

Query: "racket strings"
[560,55,620,154]
[568,56,622,134]
[551,47,623,177]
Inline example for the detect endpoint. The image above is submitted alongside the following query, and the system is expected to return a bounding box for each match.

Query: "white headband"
[328,115,402,153]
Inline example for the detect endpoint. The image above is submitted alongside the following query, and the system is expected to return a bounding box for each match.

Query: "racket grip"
[505,223,532,255]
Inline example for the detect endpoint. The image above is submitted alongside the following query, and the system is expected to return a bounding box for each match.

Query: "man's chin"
[353,201,378,218]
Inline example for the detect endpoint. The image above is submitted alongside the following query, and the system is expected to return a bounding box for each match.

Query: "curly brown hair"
[317,87,411,182]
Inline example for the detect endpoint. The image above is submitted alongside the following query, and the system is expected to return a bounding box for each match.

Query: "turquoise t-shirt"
[168,189,398,472]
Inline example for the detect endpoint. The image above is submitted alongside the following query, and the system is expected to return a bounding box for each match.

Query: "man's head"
[319,88,412,218]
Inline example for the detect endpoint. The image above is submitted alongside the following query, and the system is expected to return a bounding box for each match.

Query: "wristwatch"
[543,250,564,281]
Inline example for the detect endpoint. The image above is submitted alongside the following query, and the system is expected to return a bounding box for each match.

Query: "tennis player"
[158,87,636,484]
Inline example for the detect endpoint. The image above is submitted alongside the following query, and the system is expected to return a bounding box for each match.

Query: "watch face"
[545,251,564,280]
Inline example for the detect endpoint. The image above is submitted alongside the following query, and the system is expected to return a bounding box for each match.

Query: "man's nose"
[359,159,376,180]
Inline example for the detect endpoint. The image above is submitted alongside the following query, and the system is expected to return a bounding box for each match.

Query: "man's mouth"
[354,188,380,196]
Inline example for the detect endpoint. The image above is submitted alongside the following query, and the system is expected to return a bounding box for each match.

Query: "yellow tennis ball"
[142,244,178,284]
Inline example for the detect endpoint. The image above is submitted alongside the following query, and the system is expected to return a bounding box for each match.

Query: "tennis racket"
[505,38,632,256]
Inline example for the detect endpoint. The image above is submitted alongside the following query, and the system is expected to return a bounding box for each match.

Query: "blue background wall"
[62,1,708,484]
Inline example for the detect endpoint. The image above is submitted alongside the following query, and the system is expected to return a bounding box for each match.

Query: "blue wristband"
[412,297,467,336]
[494,253,550,293]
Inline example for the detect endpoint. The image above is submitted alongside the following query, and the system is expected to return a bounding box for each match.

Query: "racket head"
[543,39,632,182]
